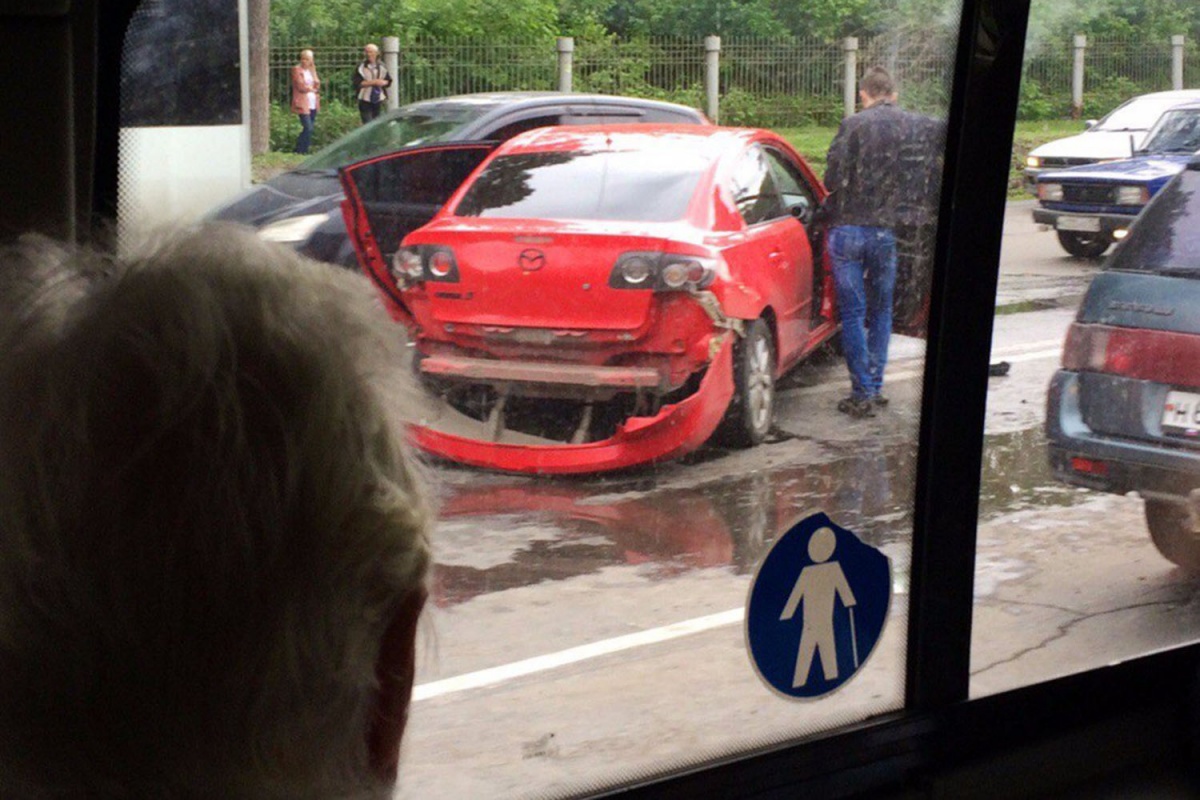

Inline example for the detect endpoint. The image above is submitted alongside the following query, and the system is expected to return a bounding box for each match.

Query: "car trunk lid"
[412,220,679,330]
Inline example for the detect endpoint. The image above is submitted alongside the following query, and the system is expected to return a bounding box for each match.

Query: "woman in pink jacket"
[290,49,321,154]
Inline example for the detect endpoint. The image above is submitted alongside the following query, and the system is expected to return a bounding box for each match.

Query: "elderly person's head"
[363,43,379,63]
[0,226,431,798]
[300,48,315,67]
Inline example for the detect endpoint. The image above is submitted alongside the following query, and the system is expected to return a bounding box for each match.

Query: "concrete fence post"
[1072,34,1087,120]
[843,37,859,119]
[704,36,721,123]
[556,37,575,93]
[383,36,400,110]
[1172,35,1186,91]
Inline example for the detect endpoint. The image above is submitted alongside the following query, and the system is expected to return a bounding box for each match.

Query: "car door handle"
[768,250,787,265]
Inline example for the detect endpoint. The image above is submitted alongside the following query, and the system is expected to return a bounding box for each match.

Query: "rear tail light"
[1061,322,1111,372]
[392,245,460,287]
[428,250,456,278]
[1062,322,1200,383]
[618,255,654,286]
[609,252,718,291]
[1070,456,1109,476]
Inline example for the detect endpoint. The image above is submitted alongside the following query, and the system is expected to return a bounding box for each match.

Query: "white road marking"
[413,607,745,701]
[801,341,1063,396]
[413,340,1065,704]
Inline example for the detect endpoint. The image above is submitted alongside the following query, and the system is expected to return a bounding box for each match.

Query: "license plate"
[1057,215,1101,233]
[1162,390,1200,437]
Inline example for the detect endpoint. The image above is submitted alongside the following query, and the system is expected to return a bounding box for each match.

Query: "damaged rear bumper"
[408,335,735,474]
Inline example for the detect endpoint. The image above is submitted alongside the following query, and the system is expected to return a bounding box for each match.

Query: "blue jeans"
[829,225,897,400]
[295,109,318,154]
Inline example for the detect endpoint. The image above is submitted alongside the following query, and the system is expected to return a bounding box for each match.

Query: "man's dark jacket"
[824,101,945,229]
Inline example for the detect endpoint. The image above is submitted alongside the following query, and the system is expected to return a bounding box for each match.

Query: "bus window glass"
[119,1,962,793]
[972,6,1200,699]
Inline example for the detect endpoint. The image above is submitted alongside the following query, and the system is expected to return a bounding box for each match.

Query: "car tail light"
[391,245,460,287]
[609,252,718,291]
[1062,322,1200,384]
[618,255,654,286]
[428,250,455,278]
[1070,456,1109,476]
[1061,322,1111,372]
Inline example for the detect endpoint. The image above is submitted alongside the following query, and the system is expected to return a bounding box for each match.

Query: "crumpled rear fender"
[408,335,735,475]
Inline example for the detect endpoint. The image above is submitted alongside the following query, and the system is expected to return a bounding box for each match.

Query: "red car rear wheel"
[716,318,775,448]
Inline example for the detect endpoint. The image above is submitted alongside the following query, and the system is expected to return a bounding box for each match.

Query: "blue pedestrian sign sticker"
[746,513,891,699]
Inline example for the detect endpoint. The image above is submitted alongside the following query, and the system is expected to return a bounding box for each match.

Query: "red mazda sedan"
[341,125,839,473]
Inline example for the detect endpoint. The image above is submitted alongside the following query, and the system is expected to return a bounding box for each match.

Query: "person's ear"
[367,587,427,782]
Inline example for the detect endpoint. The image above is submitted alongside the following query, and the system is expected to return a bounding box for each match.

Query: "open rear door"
[339,143,495,322]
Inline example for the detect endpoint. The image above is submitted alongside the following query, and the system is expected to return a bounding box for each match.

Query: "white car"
[1024,89,1200,190]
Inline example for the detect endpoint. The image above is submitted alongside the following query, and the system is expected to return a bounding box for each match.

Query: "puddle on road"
[430,427,1081,607]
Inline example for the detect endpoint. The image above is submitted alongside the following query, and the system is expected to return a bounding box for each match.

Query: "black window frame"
[9,0,1200,796]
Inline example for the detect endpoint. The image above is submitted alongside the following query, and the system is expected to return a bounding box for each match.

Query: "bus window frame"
[7,0,1200,796]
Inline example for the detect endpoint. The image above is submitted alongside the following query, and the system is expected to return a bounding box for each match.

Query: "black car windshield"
[1140,109,1200,154]
[454,149,710,222]
[298,105,486,170]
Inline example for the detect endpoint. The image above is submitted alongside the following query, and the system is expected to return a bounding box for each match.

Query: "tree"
[249,0,270,155]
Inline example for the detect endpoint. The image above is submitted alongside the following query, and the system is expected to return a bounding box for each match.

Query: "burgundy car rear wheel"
[1145,499,1200,572]
[716,319,775,448]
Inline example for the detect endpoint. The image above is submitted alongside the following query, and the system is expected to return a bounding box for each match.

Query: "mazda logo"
[518,249,546,271]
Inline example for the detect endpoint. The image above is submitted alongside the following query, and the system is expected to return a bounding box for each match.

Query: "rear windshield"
[1108,167,1200,275]
[453,149,710,222]
[299,105,485,170]
[1140,109,1200,155]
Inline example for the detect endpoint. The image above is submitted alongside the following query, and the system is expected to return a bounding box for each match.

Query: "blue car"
[1033,101,1200,258]
[1046,155,1200,569]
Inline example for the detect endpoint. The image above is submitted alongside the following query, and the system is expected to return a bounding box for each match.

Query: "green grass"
[777,127,836,178]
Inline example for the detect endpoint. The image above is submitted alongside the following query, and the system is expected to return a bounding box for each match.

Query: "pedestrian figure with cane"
[779,526,859,687]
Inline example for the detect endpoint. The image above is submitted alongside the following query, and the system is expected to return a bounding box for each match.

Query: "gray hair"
[0,225,431,798]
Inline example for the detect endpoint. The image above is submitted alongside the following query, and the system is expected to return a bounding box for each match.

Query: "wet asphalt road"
[395,204,1200,798]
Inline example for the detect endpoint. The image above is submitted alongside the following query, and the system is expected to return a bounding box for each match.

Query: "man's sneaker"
[837,396,876,418]
[871,394,889,407]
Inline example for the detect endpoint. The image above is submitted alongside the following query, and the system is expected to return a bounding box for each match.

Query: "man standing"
[824,66,909,418]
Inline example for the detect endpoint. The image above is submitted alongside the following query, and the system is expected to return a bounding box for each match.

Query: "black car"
[208,92,709,267]
[1046,156,1200,569]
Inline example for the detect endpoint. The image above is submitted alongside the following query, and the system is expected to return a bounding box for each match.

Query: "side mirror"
[1084,119,1098,130]
[789,196,813,225]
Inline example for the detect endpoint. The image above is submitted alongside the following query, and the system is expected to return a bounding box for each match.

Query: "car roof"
[392,91,706,118]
